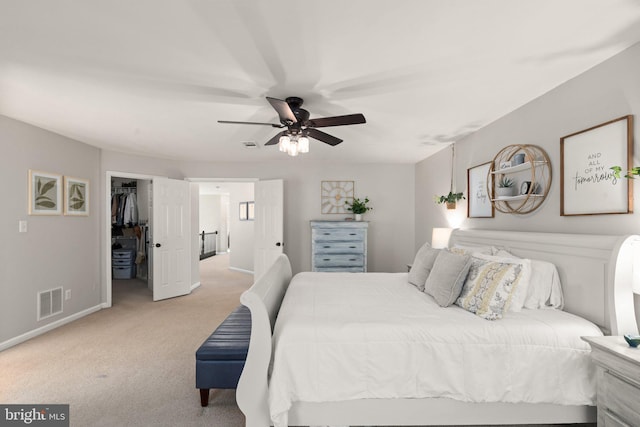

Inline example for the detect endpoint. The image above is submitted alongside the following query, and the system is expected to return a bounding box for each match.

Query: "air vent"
[38,287,63,321]
[242,141,258,149]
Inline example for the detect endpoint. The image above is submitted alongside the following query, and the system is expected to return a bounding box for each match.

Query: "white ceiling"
[2,0,640,164]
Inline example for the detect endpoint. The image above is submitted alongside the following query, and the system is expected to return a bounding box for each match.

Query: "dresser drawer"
[600,371,640,426]
[314,241,364,254]
[312,228,365,242]
[112,258,133,266]
[314,254,364,268]
[314,266,365,273]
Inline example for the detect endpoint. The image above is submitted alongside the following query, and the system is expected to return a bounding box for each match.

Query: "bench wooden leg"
[199,388,210,407]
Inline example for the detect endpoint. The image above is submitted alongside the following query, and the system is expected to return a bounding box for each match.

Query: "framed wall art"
[28,170,62,215]
[239,202,248,220]
[64,176,89,216]
[247,201,255,220]
[467,162,494,218]
[321,180,354,214]
[560,115,633,216]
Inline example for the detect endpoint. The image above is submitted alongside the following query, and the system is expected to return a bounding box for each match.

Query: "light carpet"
[0,253,250,426]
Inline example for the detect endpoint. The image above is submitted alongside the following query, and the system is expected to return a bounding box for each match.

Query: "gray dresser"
[311,221,368,272]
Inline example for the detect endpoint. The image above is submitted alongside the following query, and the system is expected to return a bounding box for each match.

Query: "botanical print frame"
[560,115,633,216]
[64,176,89,216]
[467,162,494,218]
[28,170,62,215]
[239,202,248,220]
[321,180,354,214]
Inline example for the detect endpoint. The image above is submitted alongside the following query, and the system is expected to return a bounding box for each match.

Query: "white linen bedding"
[268,272,603,427]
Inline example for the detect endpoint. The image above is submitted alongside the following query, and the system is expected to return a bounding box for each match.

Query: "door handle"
[276,242,282,247]
[155,243,162,248]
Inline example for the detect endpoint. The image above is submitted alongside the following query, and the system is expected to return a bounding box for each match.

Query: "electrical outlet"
[65,289,71,300]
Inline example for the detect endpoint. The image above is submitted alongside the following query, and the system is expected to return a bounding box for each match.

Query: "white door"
[253,179,284,282]
[152,177,191,301]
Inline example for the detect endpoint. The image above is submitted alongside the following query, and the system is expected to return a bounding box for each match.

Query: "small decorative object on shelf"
[345,197,372,221]
[495,176,516,198]
[489,144,551,214]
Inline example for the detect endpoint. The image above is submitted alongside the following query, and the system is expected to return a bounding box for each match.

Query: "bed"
[236,229,640,427]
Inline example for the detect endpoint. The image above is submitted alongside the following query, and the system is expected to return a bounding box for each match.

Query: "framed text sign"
[560,115,633,216]
[467,162,494,218]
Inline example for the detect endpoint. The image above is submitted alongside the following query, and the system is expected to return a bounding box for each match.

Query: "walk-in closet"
[111,177,151,292]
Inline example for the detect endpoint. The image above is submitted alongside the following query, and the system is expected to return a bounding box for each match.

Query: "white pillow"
[408,242,441,292]
[450,244,496,255]
[494,249,564,309]
[470,253,531,312]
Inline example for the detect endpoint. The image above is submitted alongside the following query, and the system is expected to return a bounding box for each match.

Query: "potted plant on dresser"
[346,197,372,221]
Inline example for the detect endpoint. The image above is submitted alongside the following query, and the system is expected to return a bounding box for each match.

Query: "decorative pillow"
[408,243,441,291]
[494,249,564,309]
[455,257,528,320]
[470,253,531,311]
[424,250,472,307]
[450,244,496,256]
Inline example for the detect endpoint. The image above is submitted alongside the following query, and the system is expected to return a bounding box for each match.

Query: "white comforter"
[268,272,603,427]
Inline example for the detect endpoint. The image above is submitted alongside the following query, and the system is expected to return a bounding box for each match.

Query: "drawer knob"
[155,243,162,248]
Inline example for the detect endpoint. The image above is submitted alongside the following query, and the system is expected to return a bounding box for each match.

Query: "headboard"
[450,229,639,336]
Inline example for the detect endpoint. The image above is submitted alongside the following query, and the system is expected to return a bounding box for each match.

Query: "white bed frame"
[236,229,640,427]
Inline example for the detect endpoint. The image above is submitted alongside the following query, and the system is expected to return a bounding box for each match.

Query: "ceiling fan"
[218,96,366,154]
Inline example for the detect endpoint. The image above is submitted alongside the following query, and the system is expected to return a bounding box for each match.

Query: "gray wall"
[0,116,101,344]
[415,42,640,324]
[416,42,640,245]
[100,151,416,278]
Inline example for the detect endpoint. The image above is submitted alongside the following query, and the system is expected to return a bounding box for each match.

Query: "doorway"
[196,180,256,275]
[107,173,153,306]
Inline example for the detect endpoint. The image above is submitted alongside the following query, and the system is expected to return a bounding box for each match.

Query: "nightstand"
[582,336,640,426]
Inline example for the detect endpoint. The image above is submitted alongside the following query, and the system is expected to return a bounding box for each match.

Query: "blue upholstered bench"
[195,305,251,406]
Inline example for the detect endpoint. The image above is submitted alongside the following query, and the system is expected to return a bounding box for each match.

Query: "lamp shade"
[432,227,453,249]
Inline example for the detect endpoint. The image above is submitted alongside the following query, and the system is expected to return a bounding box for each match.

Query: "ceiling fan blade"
[266,97,297,124]
[265,131,288,146]
[307,113,366,128]
[307,128,343,146]
[218,120,284,128]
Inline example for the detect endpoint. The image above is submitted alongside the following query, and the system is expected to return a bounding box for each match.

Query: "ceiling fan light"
[287,142,299,157]
[278,135,291,152]
[298,136,309,153]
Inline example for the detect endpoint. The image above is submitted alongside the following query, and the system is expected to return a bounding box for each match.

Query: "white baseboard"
[228,267,254,275]
[190,281,201,291]
[0,304,103,352]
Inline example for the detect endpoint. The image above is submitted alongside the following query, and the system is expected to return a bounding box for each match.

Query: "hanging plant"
[434,192,465,209]
[611,166,640,179]
[434,143,464,209]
